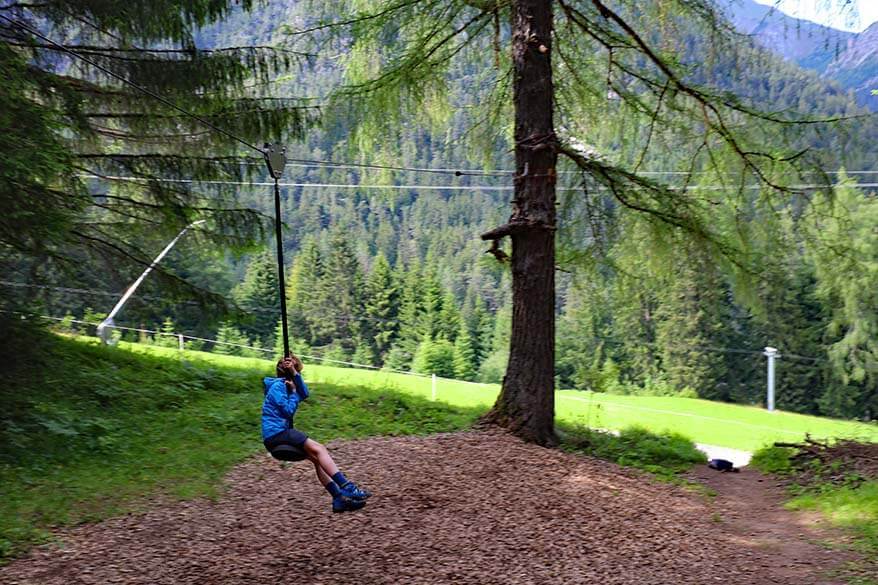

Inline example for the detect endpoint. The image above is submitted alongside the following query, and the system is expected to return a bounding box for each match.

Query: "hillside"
[724,0,853,68]
[824,22,878,101]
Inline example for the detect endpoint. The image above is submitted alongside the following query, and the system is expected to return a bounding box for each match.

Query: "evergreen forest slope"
[20,1,878,422]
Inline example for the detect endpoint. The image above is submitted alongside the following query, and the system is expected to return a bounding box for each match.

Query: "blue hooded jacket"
[261,373,310,440]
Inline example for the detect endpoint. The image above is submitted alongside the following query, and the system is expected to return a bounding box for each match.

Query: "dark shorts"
[264,429,309,462]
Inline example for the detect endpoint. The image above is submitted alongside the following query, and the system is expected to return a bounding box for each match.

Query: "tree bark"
[481,0,557,446]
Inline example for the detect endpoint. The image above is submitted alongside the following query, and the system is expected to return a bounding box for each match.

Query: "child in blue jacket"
[262,356,372,513]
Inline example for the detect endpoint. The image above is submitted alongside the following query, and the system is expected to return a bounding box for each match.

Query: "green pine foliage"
[438,291,462,343]
[452,323,478,381]
[389,261,428,369]
[214,322,253,357]
[469,299,494,367]
[153,318,180,349]
[807,176,878,419]
[287,237,326,345]
[557,277,614,391]
[417,269,445,342]
[1,0,312,319]
[273,318,309,359]
[363,253,399,361]
[232,252,280,346]
[412,338,457,378]
[350,337,377,368]
[653,251,731,401]
[320,229,366,348]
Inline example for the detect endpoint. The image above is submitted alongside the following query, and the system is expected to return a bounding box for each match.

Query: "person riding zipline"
[262,355,372,513]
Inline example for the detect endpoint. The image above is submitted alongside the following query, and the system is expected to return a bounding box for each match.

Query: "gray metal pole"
[97,219,206,344]
[763,346,780,412]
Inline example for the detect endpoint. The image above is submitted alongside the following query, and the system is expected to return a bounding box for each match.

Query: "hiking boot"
[339,481,372,501]
[332,495,366,513]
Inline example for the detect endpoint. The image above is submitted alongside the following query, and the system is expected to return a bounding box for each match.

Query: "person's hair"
[276,354,303,392]
[276,357,297,393]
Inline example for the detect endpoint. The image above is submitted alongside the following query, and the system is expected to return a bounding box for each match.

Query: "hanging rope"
[265,144,290,358]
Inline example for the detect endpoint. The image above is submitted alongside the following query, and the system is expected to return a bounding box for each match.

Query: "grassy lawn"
[130,342,878,452]
[555,391,878,452]
[788,482,878,556]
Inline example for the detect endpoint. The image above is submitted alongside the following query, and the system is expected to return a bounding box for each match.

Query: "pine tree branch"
[88,125,213,141]
[74,153,256,163]
[0,3,46,9]
[88,201,165,224]
[6,41,313,58]
[557,0,840,193]
[340,8,491,95]
[69,229,233,310]
[81,103,317,120]
[285,0,426,36]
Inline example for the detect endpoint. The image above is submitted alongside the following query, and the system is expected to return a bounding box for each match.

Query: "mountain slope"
[723,0,878,107]
[824,22,878,102]
[723,0,854,69]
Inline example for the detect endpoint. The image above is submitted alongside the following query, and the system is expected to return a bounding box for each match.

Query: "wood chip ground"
[0,430,863,584]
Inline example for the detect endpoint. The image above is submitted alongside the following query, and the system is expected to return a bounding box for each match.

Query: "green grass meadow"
[130,342,878,452]
[789,482,878,554]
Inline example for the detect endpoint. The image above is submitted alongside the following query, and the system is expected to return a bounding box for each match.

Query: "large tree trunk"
[481,0,557,446]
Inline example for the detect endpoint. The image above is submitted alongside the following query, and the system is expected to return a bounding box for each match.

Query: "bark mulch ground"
[0,430,859,584]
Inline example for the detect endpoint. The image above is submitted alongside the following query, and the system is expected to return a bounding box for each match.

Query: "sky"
[753,0,878,31]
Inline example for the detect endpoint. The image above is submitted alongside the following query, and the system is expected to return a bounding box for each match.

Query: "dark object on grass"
[708,458,739,472]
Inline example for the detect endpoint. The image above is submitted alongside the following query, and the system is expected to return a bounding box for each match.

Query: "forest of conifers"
[6,1,878,421]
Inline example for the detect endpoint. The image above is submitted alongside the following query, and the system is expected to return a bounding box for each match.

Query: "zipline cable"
[229,160,878,177]
[75,174,878,192]
[76,174,513,190]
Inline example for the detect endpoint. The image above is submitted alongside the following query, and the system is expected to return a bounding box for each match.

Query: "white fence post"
[178,334,185,351]
[763,346,780,412]
[432,374,437,401]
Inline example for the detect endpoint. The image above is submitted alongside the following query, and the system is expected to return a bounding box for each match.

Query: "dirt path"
[687,465,858,584]
[0,431,858,584]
